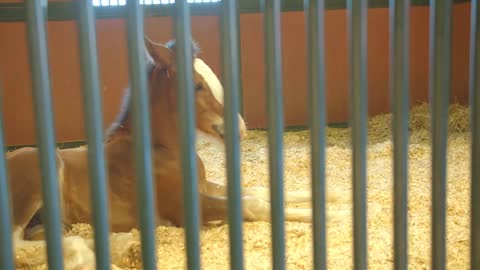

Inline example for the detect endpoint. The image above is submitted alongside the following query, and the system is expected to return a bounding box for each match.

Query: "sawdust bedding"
[17,103,472,269]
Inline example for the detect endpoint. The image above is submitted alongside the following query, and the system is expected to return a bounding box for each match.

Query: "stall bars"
[0,0,478,270]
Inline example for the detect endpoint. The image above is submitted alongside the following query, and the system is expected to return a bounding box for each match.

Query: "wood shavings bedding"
[15,103,472,269]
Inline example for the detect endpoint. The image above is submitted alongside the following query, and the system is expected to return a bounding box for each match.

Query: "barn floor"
[17,103,472,269]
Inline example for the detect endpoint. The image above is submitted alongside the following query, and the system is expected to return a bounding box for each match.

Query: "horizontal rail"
[0,0,472,22]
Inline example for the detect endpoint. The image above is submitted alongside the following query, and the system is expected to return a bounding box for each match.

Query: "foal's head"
[143,37,247,143]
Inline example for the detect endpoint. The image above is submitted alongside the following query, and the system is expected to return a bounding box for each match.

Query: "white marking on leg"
[12,227,24,245]
[285,208,312,223]
[56,151,67,219]
[242,197,271,221]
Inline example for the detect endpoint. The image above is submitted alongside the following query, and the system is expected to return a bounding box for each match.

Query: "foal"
[7,38,317,245]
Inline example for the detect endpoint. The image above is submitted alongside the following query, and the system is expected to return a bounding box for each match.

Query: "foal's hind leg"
[6,148,48,241]
[6,149,94,269]
[6,147,65,240]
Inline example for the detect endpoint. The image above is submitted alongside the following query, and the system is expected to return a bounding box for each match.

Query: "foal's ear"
[165,38,201,58]
[144,36,175,67]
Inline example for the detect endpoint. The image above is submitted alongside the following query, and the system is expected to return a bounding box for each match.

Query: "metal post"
[75,1,111,269]
[25,1,64,269]
[220,0,244,269]
[262,0,286,269]
[235,0,245,117]
[125,1,157,269]
[347,0,368,269]
[469,0,480,269]
[173,1,202,269]
[0,82,14,270]
[389,0,410,269]
[429,1,452,269]
[304,0,327,269]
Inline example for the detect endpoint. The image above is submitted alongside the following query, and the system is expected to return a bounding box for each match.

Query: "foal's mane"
[104,39,201,140]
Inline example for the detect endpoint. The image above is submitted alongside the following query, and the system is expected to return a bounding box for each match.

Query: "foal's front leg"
[200,192,312,224]
[205,180,312,204]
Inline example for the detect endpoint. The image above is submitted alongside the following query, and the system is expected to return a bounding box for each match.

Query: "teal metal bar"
[75,1,111,269]
[0,82,14,270]
[262,0,286,269]
[389,0,410,269]
[304,0,327,269]
[429,1,452,269]
[0,0,473,22]
[235,0,245,117]
[219,0,244,269]
[469,0,480,268]
[125,1,157,269]
[173,1,202,269]
[347,0,368,269]
[24,1,65,269]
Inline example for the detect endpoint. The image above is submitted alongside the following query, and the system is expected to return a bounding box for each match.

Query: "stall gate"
[0,0,478,269]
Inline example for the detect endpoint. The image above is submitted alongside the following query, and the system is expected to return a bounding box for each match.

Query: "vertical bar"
[304,0,327,269]
[262,0,285,269]
[173,1,202,269]
[75,1,111,270]
[0,82,14,270]
[347,0,368,269]
[125,1,157,269]
[235,0,244,117]
[389,0,410,269]
[219,0,244,269]
[429,1,452,269]
[469,0,480,269]
[24,1,65,269]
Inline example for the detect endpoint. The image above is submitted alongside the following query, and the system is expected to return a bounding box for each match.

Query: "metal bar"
[389,0,410,269]
[219,0,244,269]
[234,0,245,117]
[470,0,480,268]
[0,82,14,270]
[125,0,157,269]
[262,0,286,269]
[75,1,111,269]
[24,1,65,269]
[173,1,202,269]
[429,0,452,269]
[303,0,327,269]
[1,0,474,23]
[347,0,368,269]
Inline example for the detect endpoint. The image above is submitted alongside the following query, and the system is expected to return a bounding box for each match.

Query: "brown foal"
[7,38,320,250]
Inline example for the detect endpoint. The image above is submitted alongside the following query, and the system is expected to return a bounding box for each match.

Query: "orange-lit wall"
[0,2,473,146]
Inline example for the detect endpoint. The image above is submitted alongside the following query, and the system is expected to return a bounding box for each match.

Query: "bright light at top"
[92,0,221,6]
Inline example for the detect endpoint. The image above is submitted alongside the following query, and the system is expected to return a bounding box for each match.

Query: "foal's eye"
[195,84,203,91]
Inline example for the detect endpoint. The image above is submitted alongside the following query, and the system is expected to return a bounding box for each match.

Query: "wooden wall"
[0,1,472,146]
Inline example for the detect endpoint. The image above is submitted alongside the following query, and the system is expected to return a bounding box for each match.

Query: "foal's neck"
[105,106,183,157]
[105,66,184,155]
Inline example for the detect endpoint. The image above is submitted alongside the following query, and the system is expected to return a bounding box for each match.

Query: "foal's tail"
[13,231,96,270]
[13,228,144,270]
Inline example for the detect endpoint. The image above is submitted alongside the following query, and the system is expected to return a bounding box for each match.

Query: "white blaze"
[194,58,224,104]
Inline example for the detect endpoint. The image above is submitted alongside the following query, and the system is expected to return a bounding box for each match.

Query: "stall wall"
[0,1,472,146]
